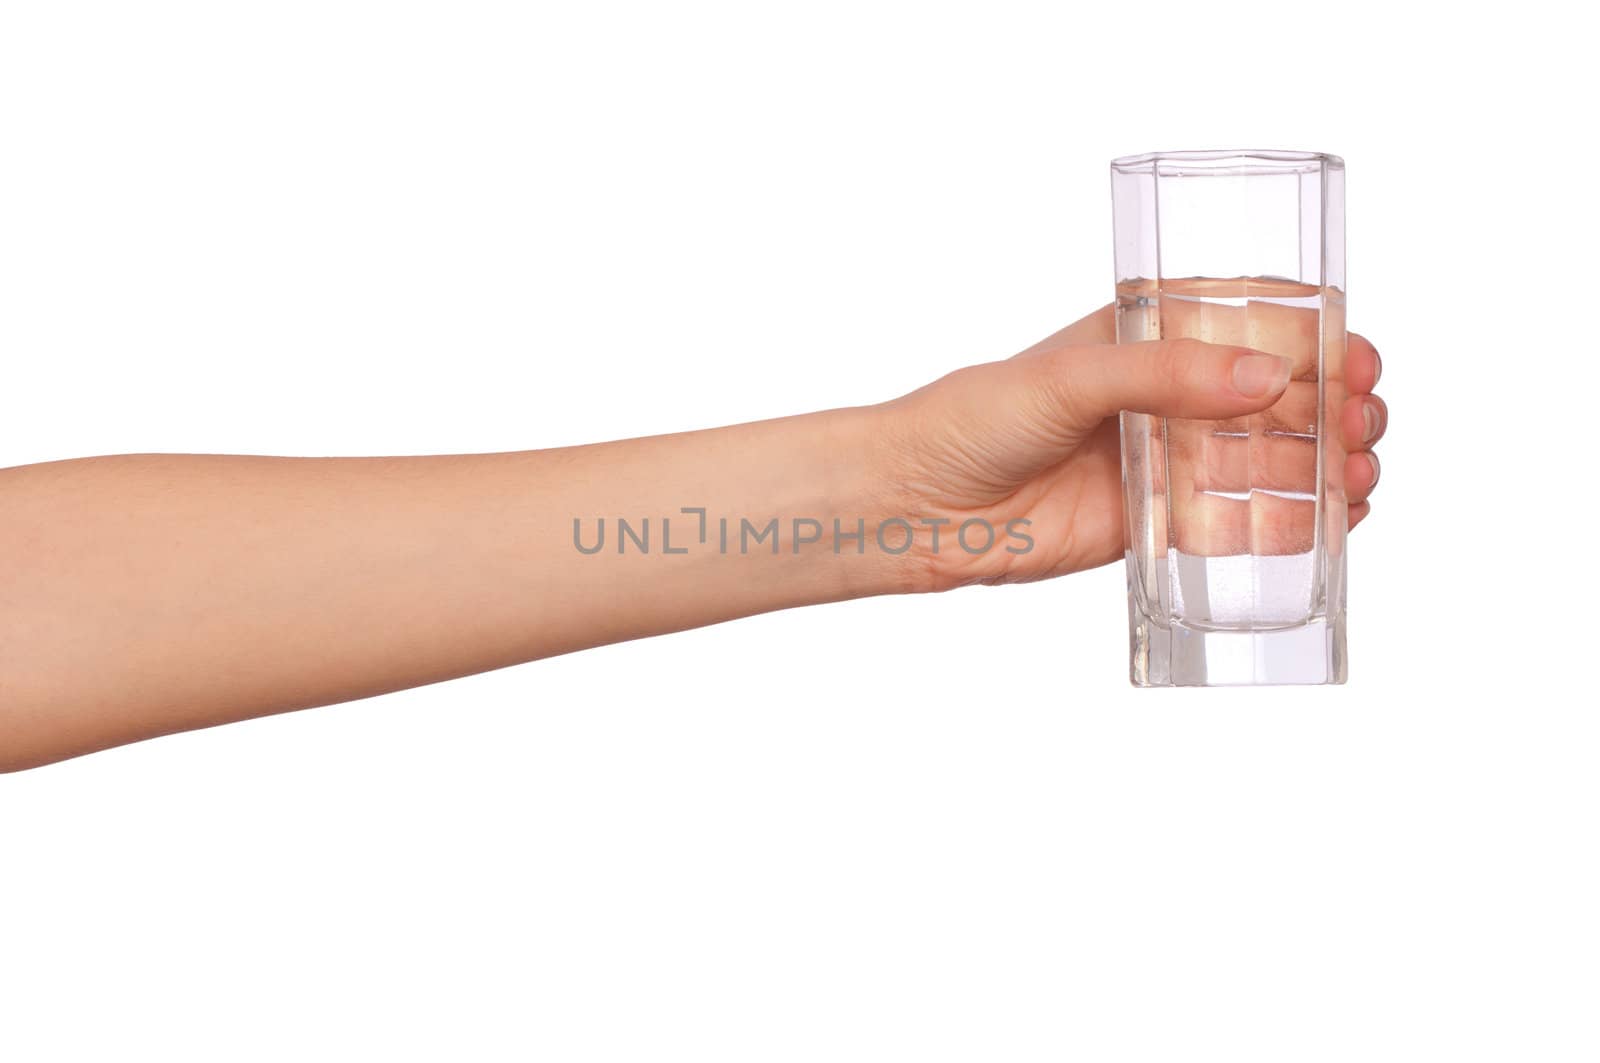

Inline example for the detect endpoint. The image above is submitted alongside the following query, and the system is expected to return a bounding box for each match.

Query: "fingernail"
[1232,353,1292,398]
[1373,349,1383,386]
[1366,451,1381,487]
[1362,402,1380,443]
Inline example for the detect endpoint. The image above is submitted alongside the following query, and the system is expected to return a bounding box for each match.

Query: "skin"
[0,304,1386,771]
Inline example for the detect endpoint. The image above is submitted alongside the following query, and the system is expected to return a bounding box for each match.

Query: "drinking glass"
[1112,149,1347,685]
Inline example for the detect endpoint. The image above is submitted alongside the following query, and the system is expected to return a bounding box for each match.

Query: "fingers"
[1346,450,1380,503]
[967,310,1386,544]
[1163,487,1319,557]
[1038,339,1294,432]
[1155,288,1321,379]
[1340,393,1387,451]
[1032,309,1378,391]
[1339,334,1385,518]
[1347,333,1381,395]
[1177,418,1320,495]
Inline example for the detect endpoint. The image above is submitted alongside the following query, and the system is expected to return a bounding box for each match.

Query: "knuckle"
[1156,339,1205,383]
[1037,346,1093,413]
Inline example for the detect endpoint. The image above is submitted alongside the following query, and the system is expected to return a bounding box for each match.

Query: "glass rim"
[1111,149,1343,176]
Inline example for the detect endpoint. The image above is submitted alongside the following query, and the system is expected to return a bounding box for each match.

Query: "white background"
[2,2,1594,1060]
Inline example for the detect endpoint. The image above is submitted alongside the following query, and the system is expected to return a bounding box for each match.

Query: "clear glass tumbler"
[1112,150,1347,686]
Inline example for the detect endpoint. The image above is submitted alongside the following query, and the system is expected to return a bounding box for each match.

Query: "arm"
[0,307,1386,770]
[0,415,892,771]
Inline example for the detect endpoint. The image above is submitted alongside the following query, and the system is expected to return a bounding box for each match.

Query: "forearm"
[0,404,906,771]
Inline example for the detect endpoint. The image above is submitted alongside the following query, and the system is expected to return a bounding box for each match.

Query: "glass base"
[1129,610,1347,687]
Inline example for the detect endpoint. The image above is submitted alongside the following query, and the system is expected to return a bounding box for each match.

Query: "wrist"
[814,402,939,599]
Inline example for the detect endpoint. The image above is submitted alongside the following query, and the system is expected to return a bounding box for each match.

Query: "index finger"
[1347,332,1381,396]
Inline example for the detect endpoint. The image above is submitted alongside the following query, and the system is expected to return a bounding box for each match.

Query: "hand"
[873,305,1386,592]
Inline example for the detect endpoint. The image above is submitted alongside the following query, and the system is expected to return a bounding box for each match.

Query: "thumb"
[1043,339,1293,431]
